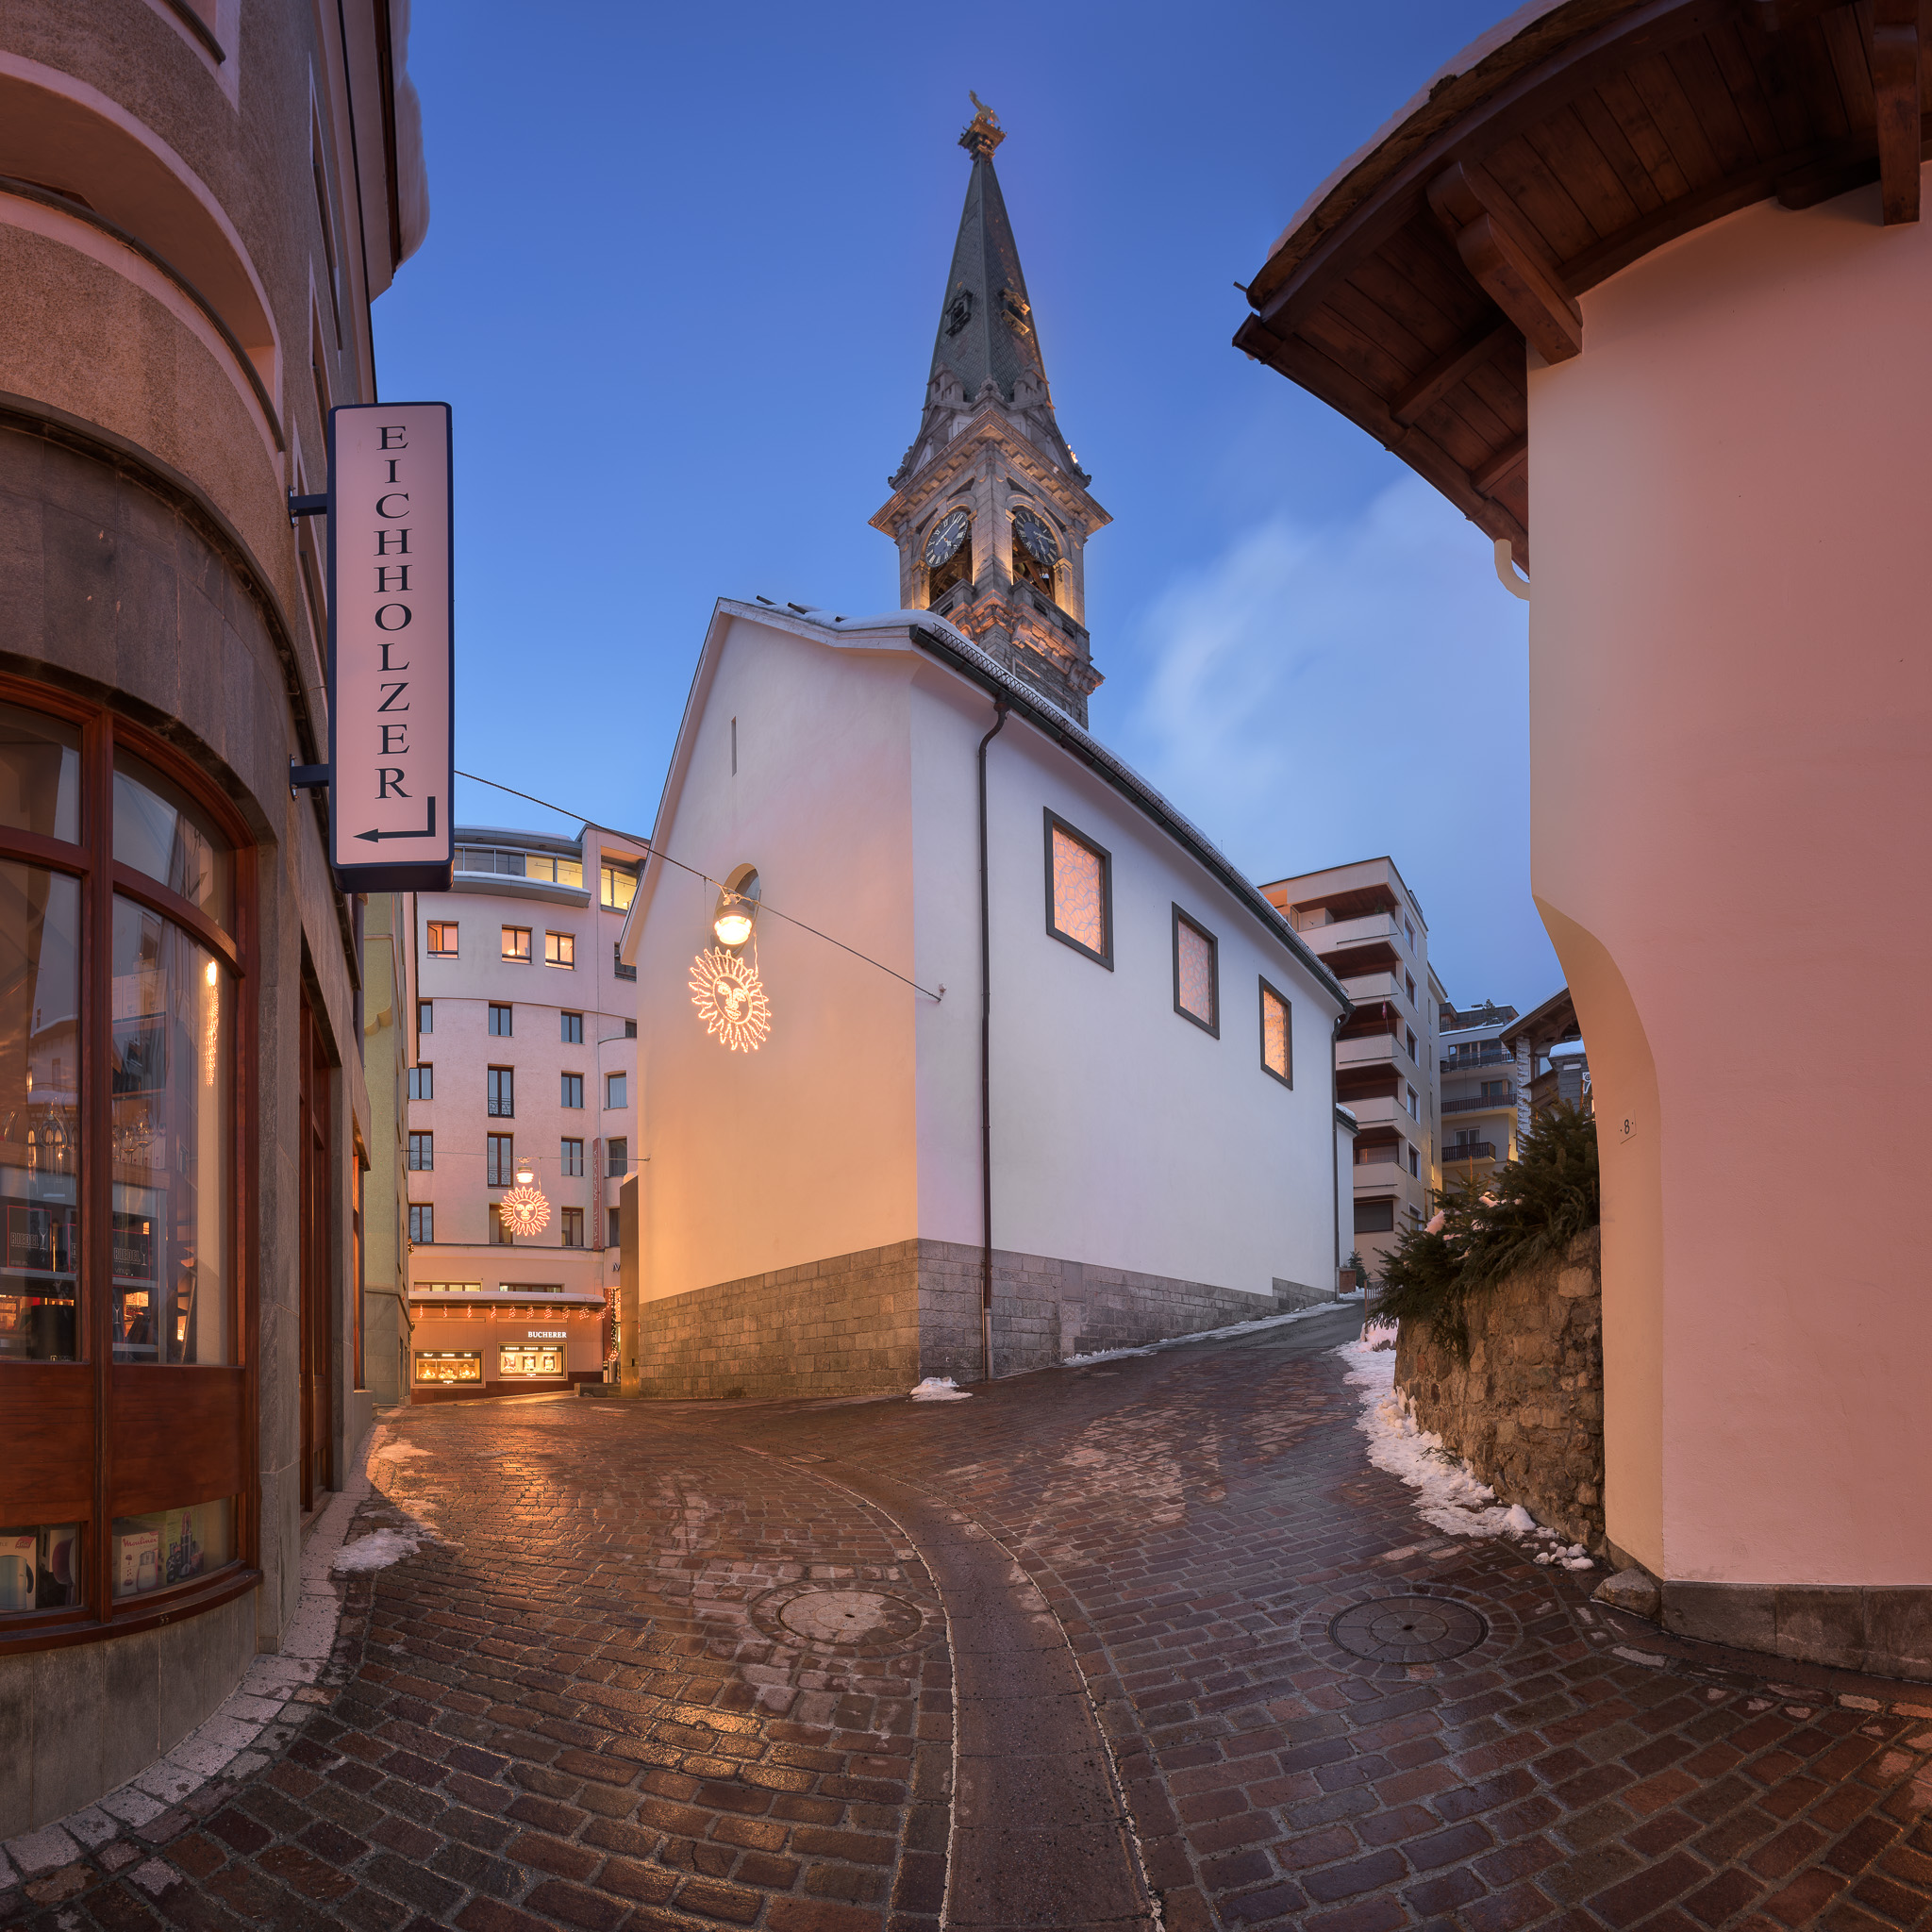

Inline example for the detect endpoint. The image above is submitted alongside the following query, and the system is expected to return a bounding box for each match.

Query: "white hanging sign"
[327,401,455,891]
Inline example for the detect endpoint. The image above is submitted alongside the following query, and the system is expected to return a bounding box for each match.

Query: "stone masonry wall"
[1393,1228,1605,1549]
[635,1240,1328,1398]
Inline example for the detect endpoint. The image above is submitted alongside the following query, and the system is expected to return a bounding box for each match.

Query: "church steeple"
[871,97,1109,724]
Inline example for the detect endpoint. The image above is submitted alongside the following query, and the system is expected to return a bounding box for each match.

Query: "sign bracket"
[288,492,329,520]
[290,762,331,796]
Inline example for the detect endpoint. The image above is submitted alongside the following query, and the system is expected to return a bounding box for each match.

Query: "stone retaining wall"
[633,1241,1325,1399]
[1393,1228,1605,1549]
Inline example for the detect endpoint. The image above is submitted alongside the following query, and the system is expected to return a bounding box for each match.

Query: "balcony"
[1442,1091,1512,1115]
[1441,1046,1513,1074]
[1346,1094,1423,1133]
[1442,1141,1497,1163]
[1298,911,1404,950]
[1338,1034,1398,1070]
[1339,971,1407,1005]
[1352,1141,1410,1168]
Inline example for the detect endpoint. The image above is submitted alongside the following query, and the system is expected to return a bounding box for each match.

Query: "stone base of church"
[631,1240,1329,1400]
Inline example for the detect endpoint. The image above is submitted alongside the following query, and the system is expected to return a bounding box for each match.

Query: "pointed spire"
[928,95,1049,414]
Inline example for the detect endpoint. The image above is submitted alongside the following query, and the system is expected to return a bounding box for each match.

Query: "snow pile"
[1061,1298,1342,1368]
[331,1526,431,1574]
[1361,1319,1398,1351]
[1336,1333,1590,1567]
[910,1377,971,1402]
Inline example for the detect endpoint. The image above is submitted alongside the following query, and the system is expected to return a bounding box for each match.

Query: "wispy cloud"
[1106,477,1557,1006]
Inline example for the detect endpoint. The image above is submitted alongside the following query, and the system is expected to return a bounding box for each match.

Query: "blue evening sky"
[375,0,1557,1011]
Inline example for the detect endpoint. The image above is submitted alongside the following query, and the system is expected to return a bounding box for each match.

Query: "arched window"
[0,684,251,1643]
[923,507,973,603]
[1011,504,1060,598]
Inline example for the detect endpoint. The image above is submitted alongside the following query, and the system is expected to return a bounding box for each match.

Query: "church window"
[1011,506,1058,597]
[1260,981,1292,1087]
[1043,811,1110,969]
[924,508,972,602]
[1173,908,1219,1037]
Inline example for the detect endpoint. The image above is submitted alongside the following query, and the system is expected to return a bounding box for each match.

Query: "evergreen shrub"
[1375,1102,1600,1356]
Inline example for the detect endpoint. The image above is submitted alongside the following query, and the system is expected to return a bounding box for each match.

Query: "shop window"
[408,1064,431,1101]
[607,1138,626,1177]
[0,691,249,1641]
[606,1073,627,1109]
[408,1132,432,1170]
[561,1074,583,1109]
[426,922,457,957]
[560,1138,583,1176]
[1259,980,1291,1087]
[1043,811,1111,967]
[561,1208,583,1247]
[1173,908,1218,1037]
[561,1011,583,1044]
[414,1350,480,1387]
[487,1068,514,1117]
[408,1204,433,1244]
[489,1003,512,1037]
[502,925,531,962]
[498,1342,563,1378]
[545,932,575,968]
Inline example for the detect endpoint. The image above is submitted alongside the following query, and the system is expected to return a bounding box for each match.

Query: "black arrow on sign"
[355,796,438,843]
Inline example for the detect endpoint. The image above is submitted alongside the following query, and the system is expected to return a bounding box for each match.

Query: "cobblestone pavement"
[5,1305,1931,1932]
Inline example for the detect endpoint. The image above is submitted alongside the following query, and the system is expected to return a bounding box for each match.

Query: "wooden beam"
[1390,322,1519,425]
[1873,0,1922,225]
[1473,436,1529,496]
[1426,162,1583,363]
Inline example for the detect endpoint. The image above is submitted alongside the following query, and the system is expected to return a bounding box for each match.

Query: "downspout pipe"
[1332,1010,1344,1294]
[976,698,1009,1385]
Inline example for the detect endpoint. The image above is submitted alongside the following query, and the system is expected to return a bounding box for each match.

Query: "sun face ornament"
[498,1161,551,1238]
[691,945,773,1053]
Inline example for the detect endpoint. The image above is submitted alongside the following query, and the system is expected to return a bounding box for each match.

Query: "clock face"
[1013,507,1060,568]
[924,508,971,570]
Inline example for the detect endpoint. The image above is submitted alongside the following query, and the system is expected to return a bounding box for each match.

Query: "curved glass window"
[109,897,232,1364]
[0,707,81,843]
[0,867,81,1362]
[113,749,232,932]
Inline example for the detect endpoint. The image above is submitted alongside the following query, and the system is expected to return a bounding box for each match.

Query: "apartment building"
[1439,999,1522,1187]
[404,825,643,1399]
[1500,989,1591,1148]
[1261,858,1440,1275]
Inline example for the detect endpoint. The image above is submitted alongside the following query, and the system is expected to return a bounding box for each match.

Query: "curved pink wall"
[1530,182,1932,1588]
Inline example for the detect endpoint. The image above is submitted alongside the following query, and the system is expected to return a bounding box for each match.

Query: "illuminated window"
[600,864,637,912]
[1173,908,1218,1036]
[560,1074,583,1109]
[413,1350,480,1385]
[1043,811,1110,968]
[1259,980,1291,1087]
[487,1068,514,1117]
[560,1138,584,1176]
[407,1132,432,1171]
[498,1342,563,1378]
[561,1208,583,1248]
[560,1011,583,1043]
[408,1204,433,1243]
[544,931,575,968]
[606,1073,627,1109]
[502,925,531,963]
[426,922,457,958]
[408,1064,431,1101]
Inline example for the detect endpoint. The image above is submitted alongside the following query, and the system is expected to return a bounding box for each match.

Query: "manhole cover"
[1328,1595,1487,1663]
[774,1590,924,1645]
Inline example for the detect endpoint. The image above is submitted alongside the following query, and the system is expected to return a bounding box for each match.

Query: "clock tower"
[872,97,1110,724]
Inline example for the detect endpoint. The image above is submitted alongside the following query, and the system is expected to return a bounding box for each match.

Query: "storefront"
[406,1287,606,1401]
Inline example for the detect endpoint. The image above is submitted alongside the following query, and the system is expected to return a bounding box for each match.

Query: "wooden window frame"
[1042,809,1113,970]
[1172,906,1220,1038]
[1258,977,1293,1089]
[0,675,260,1656]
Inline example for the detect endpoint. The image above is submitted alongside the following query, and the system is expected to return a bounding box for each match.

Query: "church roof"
[928,101,1050,408]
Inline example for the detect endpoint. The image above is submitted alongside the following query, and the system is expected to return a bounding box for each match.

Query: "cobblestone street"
[5,1306,1930,1932]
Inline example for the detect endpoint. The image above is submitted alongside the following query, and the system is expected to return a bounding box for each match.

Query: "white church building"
[614,102,1352,1396]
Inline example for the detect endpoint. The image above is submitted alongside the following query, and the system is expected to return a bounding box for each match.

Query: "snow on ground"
[1061,1297,1354,1368]
[331,1526,433,1574]
[1336,1329,1591,1564]
[910,1376,972,1401]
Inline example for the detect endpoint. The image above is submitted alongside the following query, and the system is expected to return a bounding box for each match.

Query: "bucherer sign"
[327,402,455,891]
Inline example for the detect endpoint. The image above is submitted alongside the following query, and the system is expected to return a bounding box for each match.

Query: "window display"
[413,1350,481,1384]
[498,1343,563,1378]
[110,1500,232,1599]
[0,1524,80,1612]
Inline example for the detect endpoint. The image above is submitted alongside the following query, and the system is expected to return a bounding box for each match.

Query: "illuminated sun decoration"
[690,946,772,1053]
[498,1160,551,1238]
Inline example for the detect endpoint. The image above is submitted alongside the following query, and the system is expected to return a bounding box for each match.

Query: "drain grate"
[1328,1595,1488,1663]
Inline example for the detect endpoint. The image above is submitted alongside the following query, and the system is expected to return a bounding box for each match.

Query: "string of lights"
[452,769,946,1002]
